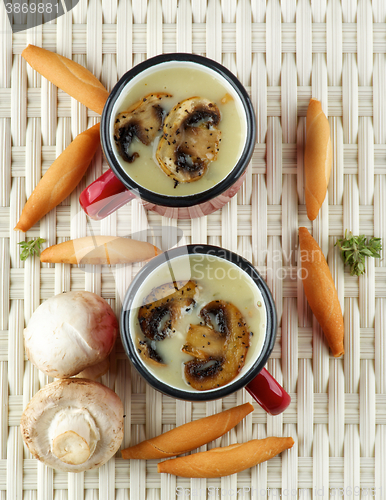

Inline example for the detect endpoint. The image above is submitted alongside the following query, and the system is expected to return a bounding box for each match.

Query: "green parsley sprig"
[335,231,382,276]
[18,238,46,261]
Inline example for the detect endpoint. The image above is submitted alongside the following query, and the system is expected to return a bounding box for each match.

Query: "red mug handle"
[79,169,136,220]
[246,368,291,415]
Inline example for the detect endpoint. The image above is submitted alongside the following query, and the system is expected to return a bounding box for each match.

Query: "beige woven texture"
[1,0,386,498]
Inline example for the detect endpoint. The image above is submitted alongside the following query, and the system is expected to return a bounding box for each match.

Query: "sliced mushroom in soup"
[114,93,172,163]
[138,280,197,342]
[184,300,250,390]
[156,97,222,184]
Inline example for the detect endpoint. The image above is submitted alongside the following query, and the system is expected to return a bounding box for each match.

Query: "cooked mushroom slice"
[138,280,197,341]
[145,280,189,303]
[20,378,124,472]
[114,92,172,163]
[182,324,225,360]
[184,300,250,390]
[137,339,165,366]
[156,97,221,183]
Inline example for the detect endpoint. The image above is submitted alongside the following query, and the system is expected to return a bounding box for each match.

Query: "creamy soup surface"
[130,254,266,392]
[112,64,246,197]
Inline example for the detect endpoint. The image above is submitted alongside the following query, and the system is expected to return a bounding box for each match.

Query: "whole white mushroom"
[24,291,118,378]
[20,378,124,472]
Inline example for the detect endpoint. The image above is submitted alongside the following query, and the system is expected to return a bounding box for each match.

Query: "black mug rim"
[100,53,256,208]
[120,245,277,402]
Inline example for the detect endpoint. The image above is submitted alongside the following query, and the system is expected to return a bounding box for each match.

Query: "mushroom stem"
[51,408,100,465]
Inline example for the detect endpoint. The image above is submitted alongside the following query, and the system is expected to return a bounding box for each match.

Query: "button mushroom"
[138,280,197,342]
[20,378,124,472]
[24,291,118,379]
[156,97,221,184]
[114,92,172,163]
[184,300,250,390]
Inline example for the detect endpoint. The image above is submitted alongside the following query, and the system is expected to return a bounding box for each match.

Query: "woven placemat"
[1,0,386,498]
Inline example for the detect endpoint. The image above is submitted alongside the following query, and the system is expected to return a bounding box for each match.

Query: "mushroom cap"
[20,378,124,472]
[24,291,118,378]
[74,358,110,380]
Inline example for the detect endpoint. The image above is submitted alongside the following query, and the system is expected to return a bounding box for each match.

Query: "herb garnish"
[335,231,382,276]
[18,238,46,261]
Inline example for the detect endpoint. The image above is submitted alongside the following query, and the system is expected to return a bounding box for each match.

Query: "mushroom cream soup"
[111,64,246,197]
[130,254,266,392]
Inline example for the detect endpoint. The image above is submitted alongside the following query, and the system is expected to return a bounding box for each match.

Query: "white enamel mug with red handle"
[79,53,256,220]
[120,245,291,415]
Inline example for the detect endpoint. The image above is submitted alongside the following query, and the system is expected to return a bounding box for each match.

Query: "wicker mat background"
[1,0,386,498]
